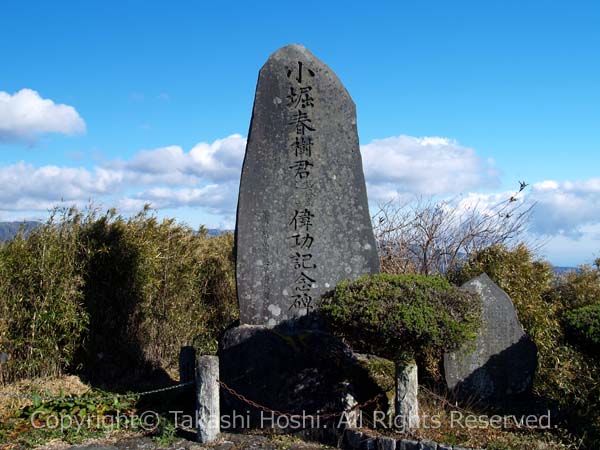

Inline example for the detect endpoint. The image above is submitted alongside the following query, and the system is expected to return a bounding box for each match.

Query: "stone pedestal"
[219,324,387,430]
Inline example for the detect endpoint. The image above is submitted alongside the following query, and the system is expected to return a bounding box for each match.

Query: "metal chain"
[2,377,383,422]
[217,379,383,420]
[420,386,473,415]
[0,381,194,403]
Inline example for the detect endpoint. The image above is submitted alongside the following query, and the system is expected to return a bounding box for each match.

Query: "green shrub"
[79,207,237,380]
[0,208,88,382]
[564,303,600,352]
[0,205,238,383]
[555,261,600,310]
[320,273,481,369]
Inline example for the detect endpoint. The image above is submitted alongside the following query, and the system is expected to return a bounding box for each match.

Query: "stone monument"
[444,273,537,403]
[235,44,380,326]
[220,44,385,427]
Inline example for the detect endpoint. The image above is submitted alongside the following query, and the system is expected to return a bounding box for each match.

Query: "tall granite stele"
[236,44,379,326]
[220,45,384,425]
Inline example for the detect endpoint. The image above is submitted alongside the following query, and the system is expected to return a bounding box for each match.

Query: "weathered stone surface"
[444,273,537,402]
[395,360,419,431]
[420,441,437,450]
[399,440,421,450]
[196,356,220,443]
[361,438,377,450]
[236,44,379,326]
[345,429,365,449]
[341,388,359,428]
[377,437,397,450]
[219,324,387,427]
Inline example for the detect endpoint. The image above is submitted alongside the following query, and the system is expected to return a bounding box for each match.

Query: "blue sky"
[0,0,599,266]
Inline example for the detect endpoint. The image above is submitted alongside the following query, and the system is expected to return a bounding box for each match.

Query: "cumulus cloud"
[0,135,246,216]
[119,182,239,215]
[529,178,600,238]
[0,162,121,211]
[361,135,499,203]
[120,134,246,185]
[188,134,247,181]
[0,89,86,143]
[444,180,600,241]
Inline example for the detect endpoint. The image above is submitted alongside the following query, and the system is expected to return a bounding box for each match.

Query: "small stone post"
[395,359,419,432]
[196,355,220,443]
[341,387,359,429]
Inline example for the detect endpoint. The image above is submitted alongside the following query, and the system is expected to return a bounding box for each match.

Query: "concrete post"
[196,355,220,443]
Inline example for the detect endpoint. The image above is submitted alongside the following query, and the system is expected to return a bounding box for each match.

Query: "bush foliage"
[320,273,481,368]
[564,303,600,352]
[0,208,87,381]
[0,206,237,383]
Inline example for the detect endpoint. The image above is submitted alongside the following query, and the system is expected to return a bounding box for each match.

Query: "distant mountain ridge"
[0,221,41,241]
[552,266,581,275]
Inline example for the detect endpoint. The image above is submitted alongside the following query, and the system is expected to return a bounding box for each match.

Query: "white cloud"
[0,89,86,143]
[120,134,246,185]
[0,135,245,216]
[529,178,600,238]
[447,180,600,239]
[119,182,239,215]
[188,134,246,181]
[0,162,122,211]
[361,135,499,203]
[454,190,526,215]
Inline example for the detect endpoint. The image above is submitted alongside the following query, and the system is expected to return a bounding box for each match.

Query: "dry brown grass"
[356,388,575,449]
[0,375,90,420]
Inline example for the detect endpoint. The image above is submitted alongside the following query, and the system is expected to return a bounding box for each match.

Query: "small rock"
[345,429,364,449]
[437,444,453,450]
[213,443,234,450]
[421,441,437,450]
[361,438,376,450]
[398,440,421,450]
[188,445,208,450]
[377,437,396,450]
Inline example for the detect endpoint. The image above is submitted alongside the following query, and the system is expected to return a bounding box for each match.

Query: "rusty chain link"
[1,375,383,422]
[0,381,194,402]
[217,379,383,420]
